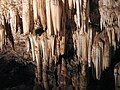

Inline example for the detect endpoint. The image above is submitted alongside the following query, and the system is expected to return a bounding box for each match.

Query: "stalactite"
[68,0,73,10]
[56,37,60,57]
[111,27,116,50]
[88,26,93,67]
[33,36,42,83]
[29,33,35,61]
[0,24,4,51]
[76,0,81,28]
[4,15,15,50]
[22,0,30,35]
[46,0,53,35]
[95,43,101,80]
[103,38,110,69]
[98,41,104,70]
[37,0,46,30]
[33,0,38,24]
[118,14,120,29]
[99,5,107,30]
[29,0,34,32]
[79,34,82,60]
[67,0,73,19]
[61,0,66,36]
[51,0,62,35]
[9,5,19,37]
[0,0,119,89]
[60,36,65,55]
[98,41,103,71]
[106,27,112,45]
[81,33,88,61]
[92,30,111,79]
[82,0,88,32]
[49,36,55,61]
[26,36,30,52]
[92,44,96,79]
[77,31,82,60]
[41,37,49,90]
[114,26,120,42]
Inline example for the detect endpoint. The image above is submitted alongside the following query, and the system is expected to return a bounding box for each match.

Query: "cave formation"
[0,0,120,90]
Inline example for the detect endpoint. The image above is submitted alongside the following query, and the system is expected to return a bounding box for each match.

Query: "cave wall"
[0,0,120,89]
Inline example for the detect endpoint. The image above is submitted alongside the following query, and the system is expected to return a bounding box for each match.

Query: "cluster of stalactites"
[99,0,120,50]
[0,0,118,84]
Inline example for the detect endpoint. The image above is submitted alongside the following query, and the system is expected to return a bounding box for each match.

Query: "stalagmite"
[22,0,30,35]
[51,0,62,35]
